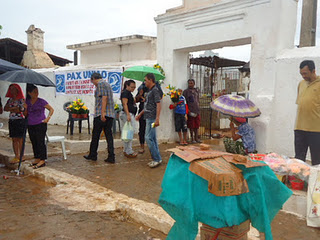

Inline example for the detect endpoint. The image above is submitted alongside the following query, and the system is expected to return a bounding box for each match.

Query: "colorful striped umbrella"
[210,94,261,118]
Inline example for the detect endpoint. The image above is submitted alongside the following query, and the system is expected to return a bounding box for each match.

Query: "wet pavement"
[0,167,166,240]
[1,119,320,239]
[45,143,177,205]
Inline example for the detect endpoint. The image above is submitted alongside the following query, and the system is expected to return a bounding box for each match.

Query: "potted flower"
[67,98,89,118]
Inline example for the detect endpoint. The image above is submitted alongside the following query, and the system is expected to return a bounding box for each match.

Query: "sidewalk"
[0,119,319,239]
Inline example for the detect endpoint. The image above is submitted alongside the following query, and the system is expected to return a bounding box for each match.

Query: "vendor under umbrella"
[228,116,256,154]
[210,94,260,154]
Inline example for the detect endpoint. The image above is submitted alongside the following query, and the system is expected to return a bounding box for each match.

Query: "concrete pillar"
[26,24,45,51]
[299,0,317,47]
[22,25,55,69]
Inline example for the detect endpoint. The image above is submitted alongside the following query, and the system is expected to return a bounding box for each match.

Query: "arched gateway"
[155,0,302,155]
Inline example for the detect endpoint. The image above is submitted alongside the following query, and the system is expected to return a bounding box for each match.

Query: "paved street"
[0,120,320,239]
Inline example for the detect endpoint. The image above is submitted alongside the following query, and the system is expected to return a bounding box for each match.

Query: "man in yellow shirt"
[295,60,320,165]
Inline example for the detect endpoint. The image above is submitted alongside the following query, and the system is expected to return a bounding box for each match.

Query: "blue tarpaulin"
[159,154,292,240]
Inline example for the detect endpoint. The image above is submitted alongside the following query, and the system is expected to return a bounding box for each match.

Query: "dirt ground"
[0,167,166,240]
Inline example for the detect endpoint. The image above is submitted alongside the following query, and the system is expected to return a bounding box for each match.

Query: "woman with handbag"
[120,80,138,158]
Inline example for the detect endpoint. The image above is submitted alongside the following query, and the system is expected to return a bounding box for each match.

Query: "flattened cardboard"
[223,155,267,168]
[167,146,232,163]
[190,157,249,196]
[167,146,266,167]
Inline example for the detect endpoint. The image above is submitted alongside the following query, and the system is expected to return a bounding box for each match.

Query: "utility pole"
[299,0,318,47]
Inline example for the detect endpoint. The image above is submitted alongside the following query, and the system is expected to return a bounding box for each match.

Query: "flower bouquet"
[114,99,122,113]
[165,85,181,103]
[154,63,165,77]
[67,98,89,118]
[114,103,120,111]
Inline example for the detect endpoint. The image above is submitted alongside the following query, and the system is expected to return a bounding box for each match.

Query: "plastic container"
[288,175,296,182]
[291,179,304,190]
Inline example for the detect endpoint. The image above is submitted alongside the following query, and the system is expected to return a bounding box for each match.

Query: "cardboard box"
[200,220,250,240]
[189,157,249,196]
[166,146,266,196]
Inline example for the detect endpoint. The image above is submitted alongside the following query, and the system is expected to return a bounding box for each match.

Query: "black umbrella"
[0,69,55,87]
[0,69,55,174]
[0,58,25,74]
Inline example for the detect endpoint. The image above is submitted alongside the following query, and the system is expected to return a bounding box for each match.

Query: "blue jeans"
[145,119,161,162]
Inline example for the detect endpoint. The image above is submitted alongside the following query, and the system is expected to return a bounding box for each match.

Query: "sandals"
[29,159,41,166]
[138,149,145,154]
[9,158,20,164]
[124,152,138,158]
[32,161,46,169]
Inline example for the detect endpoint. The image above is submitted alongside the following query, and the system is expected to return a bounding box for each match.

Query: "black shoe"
[83,155,97,161]
[104,157,115,164]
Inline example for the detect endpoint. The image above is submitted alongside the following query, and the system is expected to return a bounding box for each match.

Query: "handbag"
[121,121,134,142]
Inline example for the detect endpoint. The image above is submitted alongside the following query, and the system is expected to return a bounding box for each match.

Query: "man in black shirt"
[120,80,138,158]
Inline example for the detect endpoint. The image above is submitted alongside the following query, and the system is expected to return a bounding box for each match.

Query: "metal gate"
[189,56,245,139]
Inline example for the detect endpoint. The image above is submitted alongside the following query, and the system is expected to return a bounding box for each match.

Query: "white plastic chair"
[45,134,67,160]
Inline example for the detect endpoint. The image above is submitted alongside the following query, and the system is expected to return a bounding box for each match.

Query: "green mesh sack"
[159,154,292,240]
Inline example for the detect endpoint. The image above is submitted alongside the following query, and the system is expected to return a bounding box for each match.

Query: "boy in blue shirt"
[172,89,188,145]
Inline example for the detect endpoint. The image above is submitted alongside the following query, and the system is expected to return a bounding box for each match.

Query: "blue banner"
[55,69,122,96]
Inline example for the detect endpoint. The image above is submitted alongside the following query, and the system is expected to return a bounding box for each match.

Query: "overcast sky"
[1,0,182,61]
[0,0,317,63]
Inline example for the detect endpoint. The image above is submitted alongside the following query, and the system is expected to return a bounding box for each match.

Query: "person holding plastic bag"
[120,80,138,158]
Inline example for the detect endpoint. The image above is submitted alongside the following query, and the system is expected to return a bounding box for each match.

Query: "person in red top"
[4,84,27,163]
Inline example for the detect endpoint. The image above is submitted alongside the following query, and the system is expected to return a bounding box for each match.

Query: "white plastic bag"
[121,121,134,142]
[307,166,320,227]
[287,158,311,182]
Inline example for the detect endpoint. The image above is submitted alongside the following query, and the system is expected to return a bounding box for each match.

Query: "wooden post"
[299,0,317,47]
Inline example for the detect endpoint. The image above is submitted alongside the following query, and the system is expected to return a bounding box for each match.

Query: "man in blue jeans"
[136,73,162,168]
[83,72,115,163]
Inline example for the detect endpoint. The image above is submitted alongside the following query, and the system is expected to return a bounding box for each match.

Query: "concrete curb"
[21,164,175,235]
[18,164,269,239]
